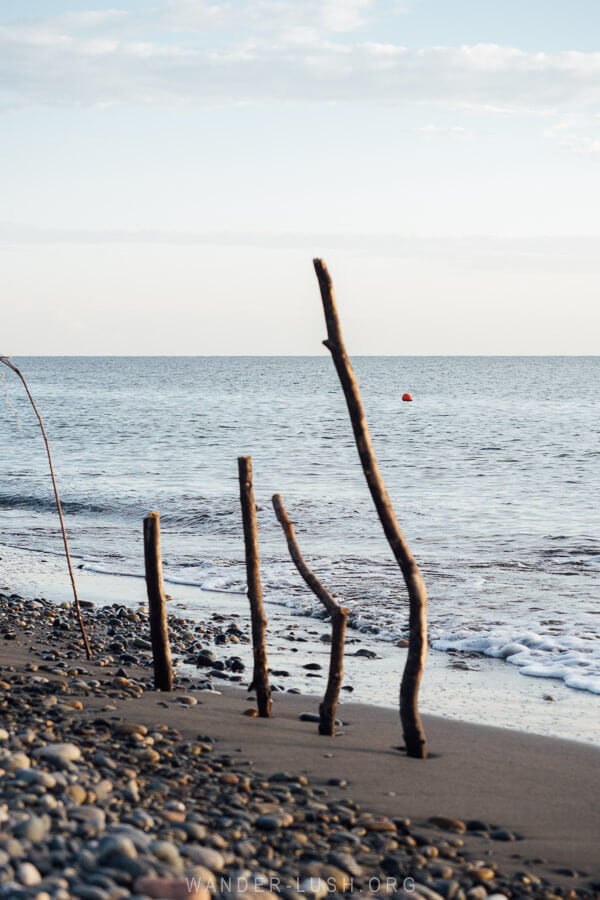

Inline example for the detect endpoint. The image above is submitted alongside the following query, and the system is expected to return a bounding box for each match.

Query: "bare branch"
[313,259,428,758]
[272,493,347,736]
[0,357,92,659]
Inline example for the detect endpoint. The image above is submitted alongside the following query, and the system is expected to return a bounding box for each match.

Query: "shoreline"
[2,544,599,747]
[0,589,599,897]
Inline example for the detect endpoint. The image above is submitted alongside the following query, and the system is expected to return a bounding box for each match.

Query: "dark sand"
[3,633,599,887]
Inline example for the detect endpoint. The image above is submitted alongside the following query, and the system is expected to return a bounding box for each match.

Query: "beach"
[0,590,598,899]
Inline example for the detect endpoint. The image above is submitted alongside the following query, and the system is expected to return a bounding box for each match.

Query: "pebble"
[490,828,516,841]
[17,861,42,886]
[96,835,138,863]
[428,815,467,833]
[0,592,588,900]
[3,751,31,771]
[134,877,210,900]
[184,847,225,871]
[33,743,82,766]
[15,815,51,842]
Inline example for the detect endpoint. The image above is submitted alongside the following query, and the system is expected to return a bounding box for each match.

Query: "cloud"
[419,124,470,139]
[3,223,600,264]
[164,0,376,35]
[556,133,600,155]
[1,5,600,118]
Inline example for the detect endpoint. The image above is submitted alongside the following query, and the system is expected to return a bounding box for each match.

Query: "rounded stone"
[96,835,138,863]
[17,861,42,886]
[34,743,82,766]
[149,840,182,869]
[184,847,225,872]
[15,814,51,842]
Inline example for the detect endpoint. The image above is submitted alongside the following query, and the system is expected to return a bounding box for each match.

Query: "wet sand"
[1,593,599,895]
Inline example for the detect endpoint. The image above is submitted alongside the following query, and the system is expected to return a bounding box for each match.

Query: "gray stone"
[13,767,56,788]
[16,862,42,886]
[326,851,363,877]
[69,806,107,835]
[71,886,110,900]
[14,815,51,842]
[184,846,225,872]
[2,751,31,771]
[33,743,81,767]
[96,835,138,864]
[411,886,445,900]
[490,828,516,841]
[149,840,182,869]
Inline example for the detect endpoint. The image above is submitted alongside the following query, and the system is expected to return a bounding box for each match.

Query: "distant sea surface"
[0,356,598,695]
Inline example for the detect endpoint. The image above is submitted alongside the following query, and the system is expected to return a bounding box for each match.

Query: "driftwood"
[272,493,348,736]
[0,357,92,659]
[238,456,271,717]
[143,512,174,691]
[313,259,428,758]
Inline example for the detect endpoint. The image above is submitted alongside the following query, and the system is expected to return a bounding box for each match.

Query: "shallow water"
[0,356,599,695]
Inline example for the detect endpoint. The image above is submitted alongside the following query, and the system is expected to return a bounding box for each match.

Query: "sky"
[1,0,600,354]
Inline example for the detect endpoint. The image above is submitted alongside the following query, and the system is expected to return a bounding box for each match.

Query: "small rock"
[96,835,138,864]
[33,743,81,766]
[428,815,467,834]
[17,861,42,886]
[184,847,225,872]
[490,828,516,841]
[15,814,51,842]
[297,877,329,899]
[150,840,182,869]
[134,877,210,900]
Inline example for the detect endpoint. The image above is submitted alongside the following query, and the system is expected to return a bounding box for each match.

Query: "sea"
[0,356,599,703]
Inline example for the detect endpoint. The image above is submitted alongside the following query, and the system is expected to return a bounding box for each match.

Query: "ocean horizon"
[1,355,599,726]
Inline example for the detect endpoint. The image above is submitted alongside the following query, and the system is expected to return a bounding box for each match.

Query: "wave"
[0,492,113,516]
[432,630,600,696]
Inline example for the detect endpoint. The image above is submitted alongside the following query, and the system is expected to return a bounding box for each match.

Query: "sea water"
[0,356,598,698]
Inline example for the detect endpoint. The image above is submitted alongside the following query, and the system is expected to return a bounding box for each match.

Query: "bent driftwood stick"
[0,356,92,660]
[238,456,272,717]
[313,259,428,759]
[272,493,348,736]
[143,511,174,692]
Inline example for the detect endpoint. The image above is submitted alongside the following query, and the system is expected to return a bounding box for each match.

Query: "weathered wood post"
[313,259,428,758]
[238,457,272,718]
[143,511,174,692]
[272,493,347,736]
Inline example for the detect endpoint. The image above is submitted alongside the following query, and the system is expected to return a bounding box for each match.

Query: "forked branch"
[272,493,347,736]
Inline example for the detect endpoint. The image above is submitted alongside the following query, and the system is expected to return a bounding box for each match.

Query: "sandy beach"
[0,590,599,899]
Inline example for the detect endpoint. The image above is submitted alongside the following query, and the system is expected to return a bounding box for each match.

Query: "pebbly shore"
[0,591,598,900]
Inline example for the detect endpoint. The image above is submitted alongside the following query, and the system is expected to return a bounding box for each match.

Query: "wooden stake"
[0,357,92,659]
[143,511,174,692]
[238,457,271,718]
[272,493,347,736]
[313,259,428,759]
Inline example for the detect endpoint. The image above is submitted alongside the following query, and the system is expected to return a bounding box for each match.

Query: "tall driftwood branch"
[272,493,348,736]
[0,357,92,660]
[238,456,272,718]
[312,259,428,758]
[143,512,174,692]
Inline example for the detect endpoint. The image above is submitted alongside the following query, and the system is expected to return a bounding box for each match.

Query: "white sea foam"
[1,356,599,706]
[432,629,600,695]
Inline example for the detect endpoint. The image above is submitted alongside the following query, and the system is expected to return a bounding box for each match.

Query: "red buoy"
[402,392,413,402]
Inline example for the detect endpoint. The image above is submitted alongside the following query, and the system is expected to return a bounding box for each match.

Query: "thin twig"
[0,356,92,659]
[272,493,347,736]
